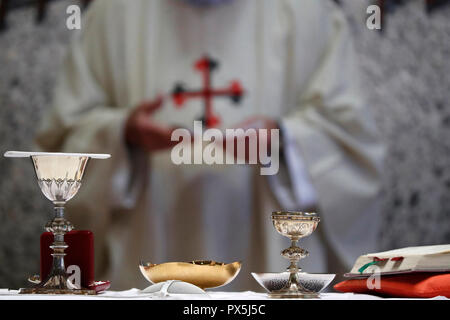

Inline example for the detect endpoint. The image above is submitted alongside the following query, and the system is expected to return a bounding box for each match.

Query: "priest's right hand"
[124,96,178,152]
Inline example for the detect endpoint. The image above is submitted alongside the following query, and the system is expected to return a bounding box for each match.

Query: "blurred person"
[36,0,384,290]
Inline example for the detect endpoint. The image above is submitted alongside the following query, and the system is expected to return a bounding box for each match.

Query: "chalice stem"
[42,203,73,289]
[287,240,300,288]
[50,215,67,279]
[287,267,298,289]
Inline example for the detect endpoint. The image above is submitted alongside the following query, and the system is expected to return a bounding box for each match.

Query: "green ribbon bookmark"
[358,261,380,274]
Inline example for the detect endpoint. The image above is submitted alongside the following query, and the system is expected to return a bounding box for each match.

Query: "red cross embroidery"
[171,55,245,128]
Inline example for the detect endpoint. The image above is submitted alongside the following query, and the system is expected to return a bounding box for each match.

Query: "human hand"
[125,96,178,152]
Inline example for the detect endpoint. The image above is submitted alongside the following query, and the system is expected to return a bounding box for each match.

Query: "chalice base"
[19,287,96,295]
[269,282,319,299]
[19,273,96,295]
[269,288,319,299]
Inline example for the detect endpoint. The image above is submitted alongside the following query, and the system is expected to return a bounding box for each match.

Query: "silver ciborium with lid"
[271,211,320,298]
[4,151,110,294]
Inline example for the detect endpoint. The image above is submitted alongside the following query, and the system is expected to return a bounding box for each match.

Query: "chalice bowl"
[271,211,320,298]
[4,151,110,294]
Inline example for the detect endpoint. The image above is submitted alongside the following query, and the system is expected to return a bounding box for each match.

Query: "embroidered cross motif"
[171,55,244,128]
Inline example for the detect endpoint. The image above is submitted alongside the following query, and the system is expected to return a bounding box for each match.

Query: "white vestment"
[36,0,385,290]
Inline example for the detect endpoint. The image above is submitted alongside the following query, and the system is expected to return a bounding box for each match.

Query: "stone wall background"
[0,0,449,289]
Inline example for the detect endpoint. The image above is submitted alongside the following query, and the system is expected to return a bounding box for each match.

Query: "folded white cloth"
[142,280,205,297]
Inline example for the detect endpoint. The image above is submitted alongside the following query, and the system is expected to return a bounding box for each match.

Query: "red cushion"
[40,231,94,288]
[334,273,450,298]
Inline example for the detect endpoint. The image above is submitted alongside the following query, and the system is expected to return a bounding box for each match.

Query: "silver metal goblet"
[270,211,320,298]
[4,151,110,294]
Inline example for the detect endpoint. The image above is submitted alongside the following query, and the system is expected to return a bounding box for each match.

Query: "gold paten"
[139,260,242,289]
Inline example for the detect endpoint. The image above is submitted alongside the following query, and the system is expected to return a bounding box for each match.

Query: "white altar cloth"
[0,289,447,300]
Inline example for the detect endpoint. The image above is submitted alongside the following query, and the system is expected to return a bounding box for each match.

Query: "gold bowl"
[139,260,241,289]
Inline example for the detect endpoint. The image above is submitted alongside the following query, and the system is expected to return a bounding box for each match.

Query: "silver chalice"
[4,151,110,294]
[270,211,320,298]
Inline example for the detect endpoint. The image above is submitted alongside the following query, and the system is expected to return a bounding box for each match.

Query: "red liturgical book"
[40,230,95,288]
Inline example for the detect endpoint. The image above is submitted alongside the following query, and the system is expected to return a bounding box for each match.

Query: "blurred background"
[0,0,449,289]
